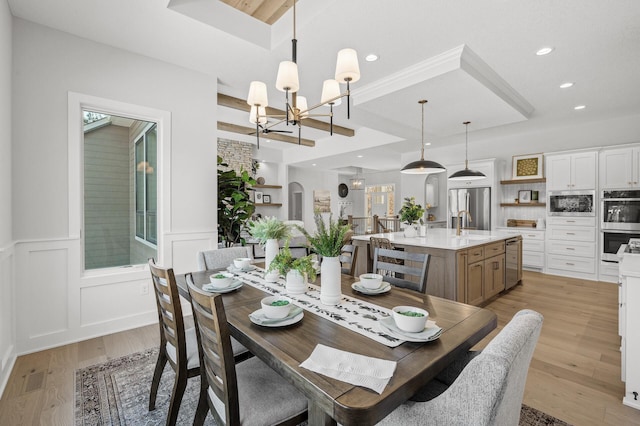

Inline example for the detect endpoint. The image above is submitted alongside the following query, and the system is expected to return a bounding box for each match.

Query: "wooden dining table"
[175,268,496,426]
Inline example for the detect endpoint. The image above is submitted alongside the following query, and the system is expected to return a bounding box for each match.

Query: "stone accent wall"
[218,138,253,174]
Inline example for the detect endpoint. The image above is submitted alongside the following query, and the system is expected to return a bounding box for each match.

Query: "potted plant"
[248,216,290,271]
[267,240,316,294]
[399,196,425,238]
[217,155,256,247]
[297,212,352,305]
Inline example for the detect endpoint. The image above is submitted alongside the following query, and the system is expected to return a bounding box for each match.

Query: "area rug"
[75,348,571,425]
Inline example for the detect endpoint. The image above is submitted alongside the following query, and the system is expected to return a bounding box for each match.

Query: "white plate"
[249,308,304,327]
[351,282,391,295]
[202,280,243,293]
[379,316,442,342]
[227,264,256,273]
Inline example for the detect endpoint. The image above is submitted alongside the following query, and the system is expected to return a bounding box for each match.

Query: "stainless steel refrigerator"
[448,187,491,230]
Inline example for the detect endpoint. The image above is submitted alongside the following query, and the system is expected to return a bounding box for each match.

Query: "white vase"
[419,225,427,237]
[286,270,307,294]
[403,224,418,238]
[264,238,279,272]
[320,256,341,306]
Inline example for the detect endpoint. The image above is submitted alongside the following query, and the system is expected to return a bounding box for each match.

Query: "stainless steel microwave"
[548,190,596,216]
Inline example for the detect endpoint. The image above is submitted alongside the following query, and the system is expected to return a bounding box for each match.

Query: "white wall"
[287,166,340,232]
[11,19,219,354]
[0,0,15,396]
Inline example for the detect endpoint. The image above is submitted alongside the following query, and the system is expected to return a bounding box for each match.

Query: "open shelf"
[500,178,546,185]
[500,202,546,207]
[253,184,282,189]
[256,203,282,207]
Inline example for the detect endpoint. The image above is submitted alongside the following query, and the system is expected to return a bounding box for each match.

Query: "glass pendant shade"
[249,105,267,125]
[275,61,300,92]
[247,81,269,106]
[321,79,342,106]
[449,121,486,180]
[296,96,309,119]
[335,48,361,83]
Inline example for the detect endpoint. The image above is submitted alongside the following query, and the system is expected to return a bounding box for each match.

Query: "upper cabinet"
[546,151,597,191]
[446,160,494,189]
[600,146,640,189]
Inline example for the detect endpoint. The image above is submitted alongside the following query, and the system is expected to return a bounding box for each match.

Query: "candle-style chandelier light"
[246,1,360,147]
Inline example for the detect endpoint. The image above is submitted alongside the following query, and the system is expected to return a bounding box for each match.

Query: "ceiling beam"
[217,121,315,147]
[218,93,355,137]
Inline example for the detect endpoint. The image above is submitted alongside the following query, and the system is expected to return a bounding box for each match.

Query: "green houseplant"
[248,216,290,243]
[217,155,256,247]
[399,196,425,225]
[297,212,352,305]
[267,240,316,294]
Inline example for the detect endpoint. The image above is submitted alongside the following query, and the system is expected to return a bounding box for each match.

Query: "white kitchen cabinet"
[600,146,640,189]
[496,228,545,270]
[545,215,597,279]
[546,151,597,190]
[446,160,494,189]
[619,252,640,411]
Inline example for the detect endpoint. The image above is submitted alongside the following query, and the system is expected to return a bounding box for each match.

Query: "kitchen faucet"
[457,210,473,236]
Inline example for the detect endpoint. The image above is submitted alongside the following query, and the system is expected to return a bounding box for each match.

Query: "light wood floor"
[1,271,639,425]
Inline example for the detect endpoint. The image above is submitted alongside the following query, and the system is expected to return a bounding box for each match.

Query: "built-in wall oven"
[601,190,640,262]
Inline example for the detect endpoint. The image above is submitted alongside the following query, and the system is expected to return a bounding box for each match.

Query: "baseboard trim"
[0,345,16,399]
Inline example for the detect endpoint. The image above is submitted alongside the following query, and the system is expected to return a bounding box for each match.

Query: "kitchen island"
[351,228,523,306]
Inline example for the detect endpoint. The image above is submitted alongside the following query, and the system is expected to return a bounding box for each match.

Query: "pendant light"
[448,121,486,180]
[401,100,446,174]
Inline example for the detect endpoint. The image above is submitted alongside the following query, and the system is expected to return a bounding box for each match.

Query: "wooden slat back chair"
[187,280,308,426]
[369,237,402,278]
[339,244,358,276]
[372,247,430,293]
[148,259,200,426]
[197,246,253,271]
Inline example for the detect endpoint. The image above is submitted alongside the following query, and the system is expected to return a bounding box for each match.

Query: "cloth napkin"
[300,344,397,394]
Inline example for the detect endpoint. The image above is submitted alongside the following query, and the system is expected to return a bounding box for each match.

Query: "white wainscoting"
[13,231,216,355]
[0,243,16,397]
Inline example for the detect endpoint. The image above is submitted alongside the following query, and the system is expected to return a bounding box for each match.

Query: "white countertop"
[620,244,640,277]
[351,228,515,250]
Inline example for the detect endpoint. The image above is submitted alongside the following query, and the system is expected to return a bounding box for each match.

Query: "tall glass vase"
[264,238,279,272]
[320,256,341,306]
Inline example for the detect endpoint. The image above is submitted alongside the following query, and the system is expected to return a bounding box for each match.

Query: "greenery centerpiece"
[267,240,316,294]
[297,212,352,305]
[217,155,256,247]
[399,196,425,237]
[248,216,290,244]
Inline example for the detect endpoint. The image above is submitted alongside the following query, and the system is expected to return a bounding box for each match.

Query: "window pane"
[135,138,145,239]
[145,126,157,244]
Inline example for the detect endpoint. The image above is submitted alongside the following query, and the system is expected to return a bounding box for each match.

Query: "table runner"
[235,267,405,347]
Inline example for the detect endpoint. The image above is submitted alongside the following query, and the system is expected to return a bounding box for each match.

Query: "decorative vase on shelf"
[285,269,307,294]
[403,224,418,238]
[320,256,341,305]
[264,238,279,271]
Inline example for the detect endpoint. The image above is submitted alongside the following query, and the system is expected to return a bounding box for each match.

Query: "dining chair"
[339,244,358,276]
[187,281,308,426]
[196,246,253,271]
[148,259,202,426]
[372,247,430,293]
[378,309,543,426]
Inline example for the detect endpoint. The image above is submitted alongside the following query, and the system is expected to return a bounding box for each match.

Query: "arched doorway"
[288,182,304,221]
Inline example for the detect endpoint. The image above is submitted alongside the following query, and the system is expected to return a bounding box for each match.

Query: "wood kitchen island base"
[352,229,523,306]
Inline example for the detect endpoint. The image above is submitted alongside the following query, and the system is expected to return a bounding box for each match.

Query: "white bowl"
[392,306,429,333]
[233,257,252,269]
[261,296,292,319]
[359,273,384,289]
[209,272,235,288]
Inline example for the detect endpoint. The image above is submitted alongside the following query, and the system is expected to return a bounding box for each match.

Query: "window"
[135,124,157,246]
[83,109,157,270]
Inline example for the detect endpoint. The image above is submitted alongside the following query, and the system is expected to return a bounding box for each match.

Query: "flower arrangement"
[297,212,352,258]
[248,216,290,244]
[398,197,425,225]
[267,240,317,282]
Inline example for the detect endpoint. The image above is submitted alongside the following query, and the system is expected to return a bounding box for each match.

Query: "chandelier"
[246,1,360,147]
[400,100,445,174]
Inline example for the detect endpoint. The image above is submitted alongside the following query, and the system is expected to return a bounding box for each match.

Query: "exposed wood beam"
[217,121,315,147]
[218,93,355,137]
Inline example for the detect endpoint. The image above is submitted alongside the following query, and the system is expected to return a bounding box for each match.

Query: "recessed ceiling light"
[574,105,586,110]
[312,163,316,166]
[536,47,554,56]
[560,82,574,89]
[357,155,363,158]
[424,142,431,146]
[365,54,378,62]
